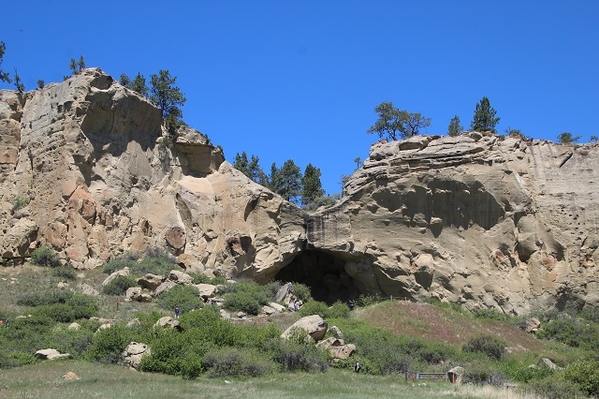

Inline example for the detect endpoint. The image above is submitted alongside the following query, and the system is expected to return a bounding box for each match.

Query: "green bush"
[139,329,189,375]
[501,358,554,383]
[462,334,506,360]
[537,317,599,350]
[12,194,30,212]
[52,266,77,280]
[564,360,599,397]
[102,275,137,296]
[30,246,60,267]
[299,301,329,318]
[31,293,98,323]
[156,285,203,315]
[102,256,133,274]
[293,283,313,303]
[130,249,178,276]
[203,347,278,378]
[84,324,131,364]
[328,301,350,318]
[473,308,509,321]
[526,373,586,399]
[16,289,73,306]
[223,281,270,315]
[266,338,329,372]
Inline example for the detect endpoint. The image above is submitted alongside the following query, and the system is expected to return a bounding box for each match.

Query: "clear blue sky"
[1,1,597,195]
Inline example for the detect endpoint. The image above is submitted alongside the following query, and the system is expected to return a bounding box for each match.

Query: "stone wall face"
[2,71,598,314]
[307,134,599,314]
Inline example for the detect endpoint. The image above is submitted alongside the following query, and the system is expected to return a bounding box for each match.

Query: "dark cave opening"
[274,250,360,305]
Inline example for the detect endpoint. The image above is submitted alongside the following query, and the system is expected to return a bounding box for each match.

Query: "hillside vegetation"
[1,255,599,398]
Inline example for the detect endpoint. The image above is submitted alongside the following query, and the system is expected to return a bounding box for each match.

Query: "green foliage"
[17,289,74,307]
[462,334,506,360]
[267,160,303,203]
[367,101,431,141]
[299,300,350,319]
[558,132,580,144]
[564,360,599,397]
[156,284,203,315]
[85,323,131,364]
[223,281,270,315]
[11,194,29,212]
[526,373,585,399]
[470,97,500,133]
[13,68,24,92]
[267,338,329,372]
[69,55,86,75]
[203,347,278,378]
[447,115,463,136]
[356,294,385,308]
[472,308,509,321]
[301,163,325,206]
[292,283,313,303]
[36,79,45,89]
[30,293,98,323]
[536,316,599,350]
[102,275,137,296]
[233,152,267,184]
[0,41,11,83]
[149,69,187,132]
[52,266,77,280]
[131,250,178,275]
[30,245,61,267]
[504,127,529,140]
[591,135,599,142]
[500,358,554,383]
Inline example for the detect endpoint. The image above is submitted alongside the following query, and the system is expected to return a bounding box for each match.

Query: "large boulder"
[35,348,70,360]
[281,315,328,342]
[122,341,150,369]
[316,337,356,360]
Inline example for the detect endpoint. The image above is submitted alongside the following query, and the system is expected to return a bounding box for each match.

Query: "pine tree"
[301,164,325,205]
[447,115,463,136]
[0,41,11,83]
[367,101,431,140]
[470,97,500,133]
[233,152,266,184]
[149,70,186,132]
[268,160,302,203]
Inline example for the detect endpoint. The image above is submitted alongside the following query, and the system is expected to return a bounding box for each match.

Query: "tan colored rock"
[168,270,194,285]
[316,337,355,360]
[102,267,130,286]
[137,273,164,290]
[195,283,217,300]
[281,315,328,342]
[523,317,541,333]
[63,372,80,381]
[67,322,81,330]
[122,341,150,369]
[153,280,176,297]
[154,316,183,332]
[35,348,70,360]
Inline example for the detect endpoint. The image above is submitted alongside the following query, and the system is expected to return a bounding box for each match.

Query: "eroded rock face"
[2,69,599,316]
[306,134,599,314]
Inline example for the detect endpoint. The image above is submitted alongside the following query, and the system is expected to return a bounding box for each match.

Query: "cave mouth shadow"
[275,250,360,305]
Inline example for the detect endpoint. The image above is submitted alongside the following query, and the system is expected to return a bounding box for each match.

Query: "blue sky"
[1,1,597,195]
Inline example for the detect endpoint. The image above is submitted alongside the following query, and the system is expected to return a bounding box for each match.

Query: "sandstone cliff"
[1,69,597,315]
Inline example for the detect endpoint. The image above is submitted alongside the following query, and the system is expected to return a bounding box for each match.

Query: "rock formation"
[1,69,598,315]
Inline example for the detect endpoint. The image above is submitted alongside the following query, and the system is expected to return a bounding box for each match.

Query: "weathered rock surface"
[2,69,599,315]
[122,341,150,369]
[316,337,356,360]
[281,315,328,341]
[35,348,70,360]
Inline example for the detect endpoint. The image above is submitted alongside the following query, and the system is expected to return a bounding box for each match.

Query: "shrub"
[180,352,203,379]
[12,194,29,212]
[223,281,270,315]
[501,358,554,383]
[52,266,77,280]
[130,249,178,275]
[537,317,599,350]
[462,334,506,360]
[473,308,509,321]
[102,275,137,296]
[526,373,586,399]
[293,283,313,303]
[299,301,329,318]
[267,338,329,372]
[328,301,350,319]
[203,347,278,378]
[102,256,133,274]
[156,285,203,315]
[85,323,130,364]
[31,293,98,322]
[17,289,73,307]
[139,329,188,375]
[564,360,599,397]
[30,246,60,267]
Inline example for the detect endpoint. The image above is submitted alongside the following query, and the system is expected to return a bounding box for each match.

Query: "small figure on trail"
[354,361,361,373]
[294,299,300,311]
[174,306,180,319]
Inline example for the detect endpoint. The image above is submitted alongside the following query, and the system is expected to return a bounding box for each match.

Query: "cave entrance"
[275,250,360,305]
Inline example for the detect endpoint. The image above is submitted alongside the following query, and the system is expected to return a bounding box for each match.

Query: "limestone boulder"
[168,270,194,285]
[281,315,328,342]
[137,273,164,290]
[122,341,150,369]
[35,348,70,360]
[195,283,217,300]
[316,337,356,360]
[154,316,183,332]
[102,267,130,286]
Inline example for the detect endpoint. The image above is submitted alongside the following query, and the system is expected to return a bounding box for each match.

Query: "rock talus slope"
[1,70,598,315]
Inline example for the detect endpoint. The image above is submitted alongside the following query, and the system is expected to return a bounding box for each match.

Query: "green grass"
[0,360,513,399]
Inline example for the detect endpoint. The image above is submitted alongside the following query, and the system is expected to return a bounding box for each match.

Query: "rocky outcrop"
[2,69,599,316]
[303,133,599,314]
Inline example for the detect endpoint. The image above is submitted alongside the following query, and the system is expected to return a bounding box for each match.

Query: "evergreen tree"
[131,72,149,97]
[150,70,186,132]
[119,73,132,88]
[37,79,45,89]
[268,160,302,203]
[13,69,24,92]
[233,152,266,184]
[470,97,500,132]
[69,55,86,75]
[301,164,325,205]
[558,132,580,144]
[447,115,463,136]
[367,101,431,141]
[0,41,10,83]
